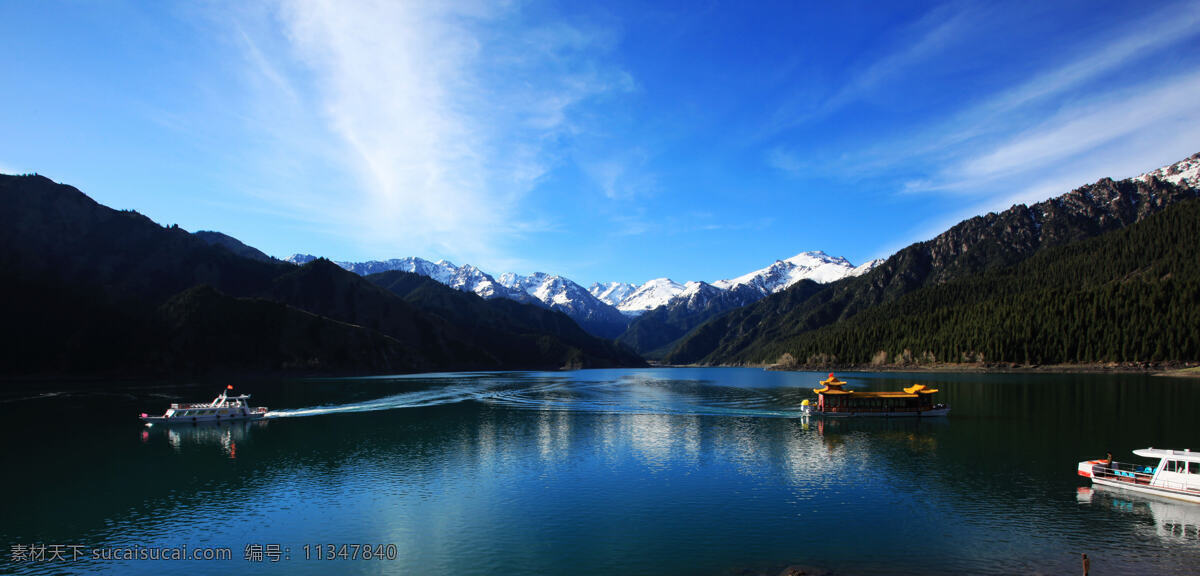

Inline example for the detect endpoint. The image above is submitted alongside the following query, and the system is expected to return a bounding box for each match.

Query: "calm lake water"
[2,368,1199,575]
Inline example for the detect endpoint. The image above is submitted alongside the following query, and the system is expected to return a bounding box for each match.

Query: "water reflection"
[1080,486,1200,543]
[4,369,1200,576]
[140,420,265,458]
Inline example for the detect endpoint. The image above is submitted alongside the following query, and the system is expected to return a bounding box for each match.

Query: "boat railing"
[173,403,218,409]
[1093,461,1155,485]
[170,402,257,410]
[819,406,942,414]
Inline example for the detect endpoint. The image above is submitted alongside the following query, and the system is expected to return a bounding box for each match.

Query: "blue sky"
[3,1,1200,286]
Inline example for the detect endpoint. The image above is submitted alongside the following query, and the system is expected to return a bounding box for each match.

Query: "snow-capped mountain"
[613,252,880,355]
[711,250,877,298]
[285,248,878,338]
[589,282,638,307]
[285,254,520,301]
[445,263,513,299]
[616,278,687,315]
[1136,151,1200,189]
[499,272,630,338]
[608,251,879,320]
[285,253,318,265]
[669,281,743,313]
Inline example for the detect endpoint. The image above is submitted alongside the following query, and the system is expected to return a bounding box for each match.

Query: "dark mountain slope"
[0,176,289,302]
[156,285,422,373]
[194,230,274,263]
[368,270,645,369]
[667,171,1199,365]
[0,174,643,376]
[743,197,1200,366]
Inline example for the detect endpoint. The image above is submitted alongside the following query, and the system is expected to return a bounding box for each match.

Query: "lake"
[2,367,1198,575]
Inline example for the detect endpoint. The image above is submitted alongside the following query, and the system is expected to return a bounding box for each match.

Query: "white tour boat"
[140,386,268,425]
[1078,448,1200,504]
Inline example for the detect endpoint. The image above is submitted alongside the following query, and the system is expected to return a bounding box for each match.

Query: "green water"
[2,368,1198,575]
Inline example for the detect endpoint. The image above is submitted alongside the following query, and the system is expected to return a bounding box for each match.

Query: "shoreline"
[741,361,1200,377]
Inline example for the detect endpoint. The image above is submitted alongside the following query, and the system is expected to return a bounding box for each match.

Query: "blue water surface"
[2,368,1198,575]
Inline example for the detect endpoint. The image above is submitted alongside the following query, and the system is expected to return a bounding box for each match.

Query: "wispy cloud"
[227,1,629,263]
[968,2,1200,123]
[763,3,982,136]
[805,3,1199,189]
[764,0,1200,258]
[958,72,1200,184]
[765,147,807,176]
[583,148,658,200]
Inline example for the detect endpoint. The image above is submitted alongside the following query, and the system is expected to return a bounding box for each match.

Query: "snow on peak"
[285,253,319,265]
[849,258,884,277]
[285,255,512,299]
[589,281,638,306]
[617,278,686,315]
[1136,152,1200,189]
[712,250,864,295]
[499,272,625,324]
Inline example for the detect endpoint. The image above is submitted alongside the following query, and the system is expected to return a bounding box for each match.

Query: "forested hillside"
[724,198,1200,366]
[667,167,1200,367]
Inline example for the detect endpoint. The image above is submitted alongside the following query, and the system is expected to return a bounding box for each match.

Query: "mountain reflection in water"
[2,368,1198,576]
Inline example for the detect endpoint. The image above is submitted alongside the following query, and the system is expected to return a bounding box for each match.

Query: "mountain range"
[285,250,879,345]
[4,150,1197,377]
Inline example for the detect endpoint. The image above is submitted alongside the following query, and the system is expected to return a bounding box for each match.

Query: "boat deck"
[1091,462,1155,486]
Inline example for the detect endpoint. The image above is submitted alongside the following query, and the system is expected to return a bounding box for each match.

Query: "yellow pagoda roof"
[902,384,939,394]
[814,373,851,394]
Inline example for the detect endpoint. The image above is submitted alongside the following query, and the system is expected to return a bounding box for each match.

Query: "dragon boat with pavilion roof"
[802,373,950,417]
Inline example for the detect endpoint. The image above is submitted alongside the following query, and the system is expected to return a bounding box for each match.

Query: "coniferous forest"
[722,197,1200,367]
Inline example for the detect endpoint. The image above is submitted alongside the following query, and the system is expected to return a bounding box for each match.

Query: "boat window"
[1165,461,1177,472]
[1190,462,1200,474]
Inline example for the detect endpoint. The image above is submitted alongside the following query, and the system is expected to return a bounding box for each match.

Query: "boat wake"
[264,373,808,420]
[264,383,499,418]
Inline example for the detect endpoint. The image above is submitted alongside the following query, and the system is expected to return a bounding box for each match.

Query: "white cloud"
[228,1,628,263]
[782,1,1200,189]
[583,148,657,200]
[763,3,982,136]
[811,1,1200,261]
[958,71,1200,184]
[765,147,806,176]
[972,2,1200,121]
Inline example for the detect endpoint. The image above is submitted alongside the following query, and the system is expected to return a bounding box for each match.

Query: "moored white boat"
[140,386,268,425]
[1078,448,1200,504]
